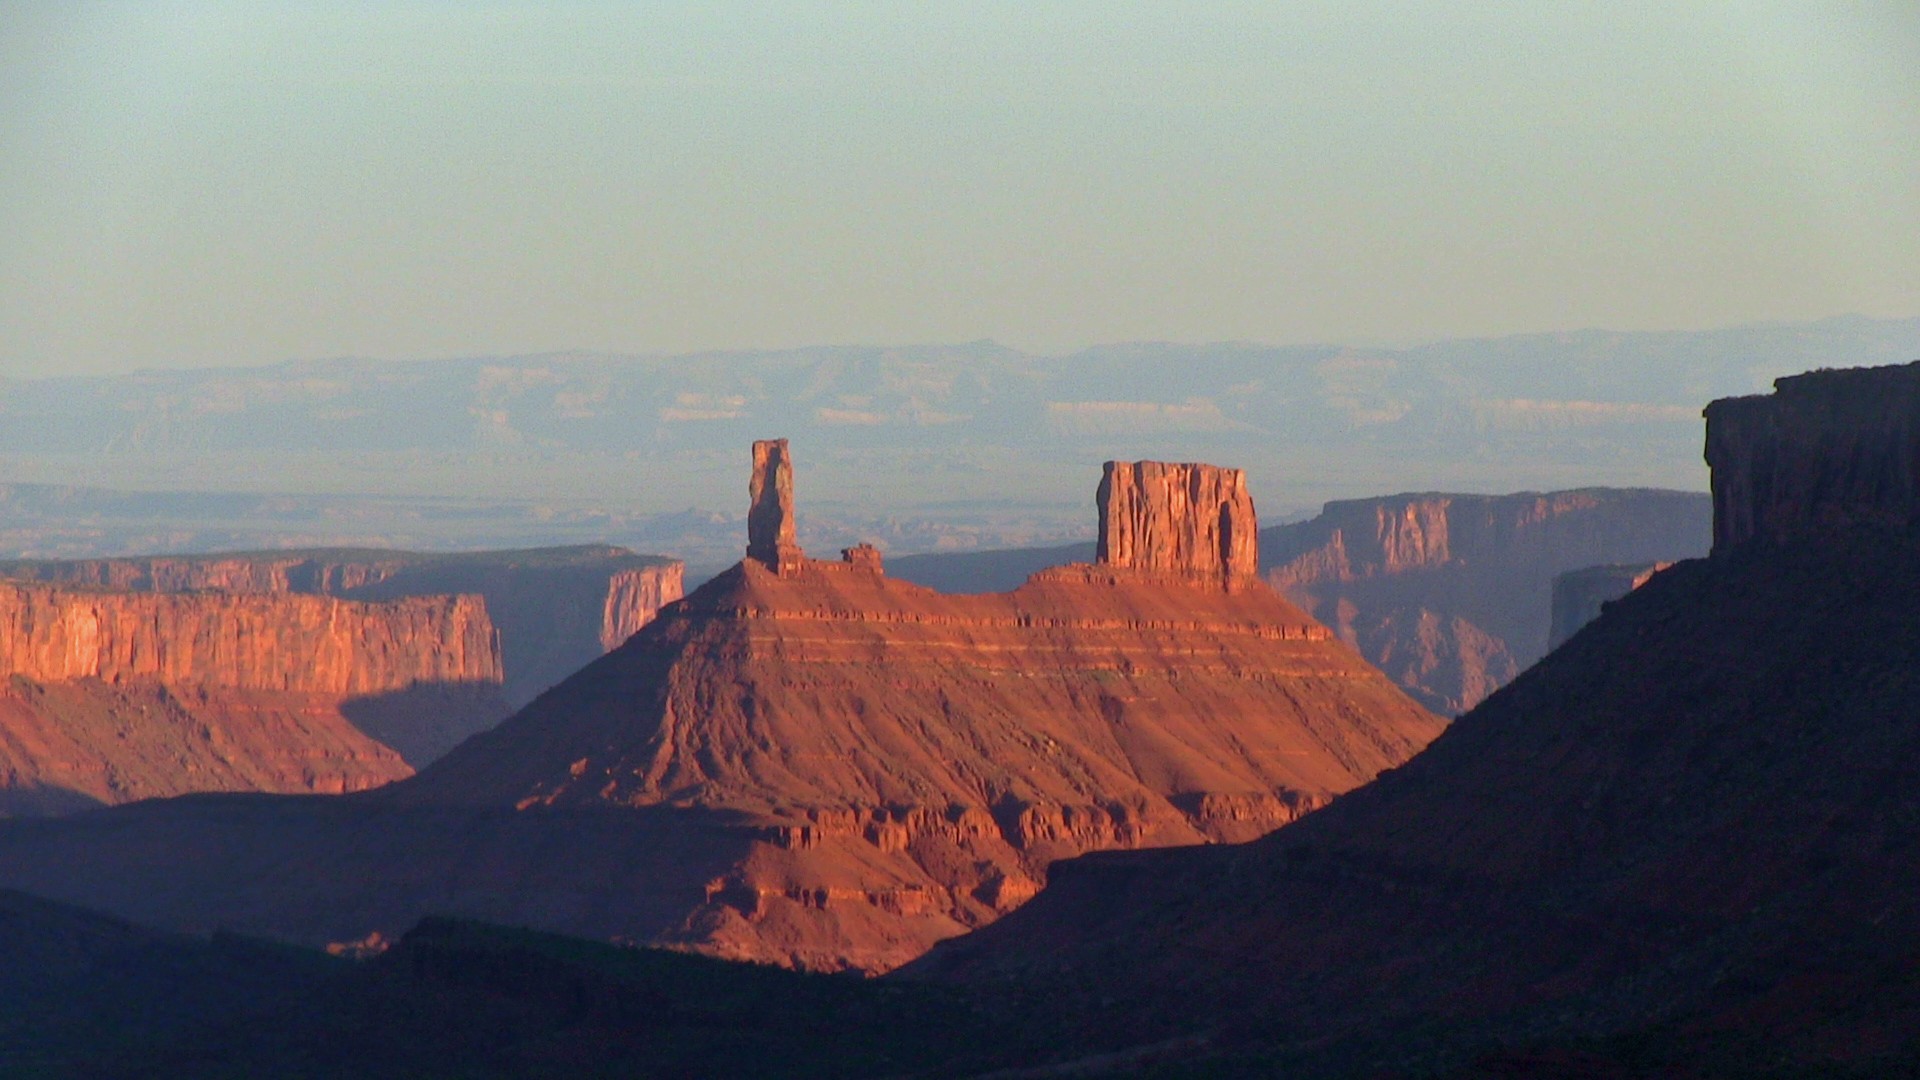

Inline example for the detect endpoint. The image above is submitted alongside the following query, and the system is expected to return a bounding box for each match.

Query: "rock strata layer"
[0,584,506,811]
[0,584,497,694]
[1705,359,1920,551]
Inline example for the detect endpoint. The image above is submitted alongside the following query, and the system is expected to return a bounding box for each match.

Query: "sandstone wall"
[600,565,685,651]
[0,547,684,706]
[2,554,405,595]
[1096,460,1258,585]
[1704,360,1920,552]
[0,583,500,695]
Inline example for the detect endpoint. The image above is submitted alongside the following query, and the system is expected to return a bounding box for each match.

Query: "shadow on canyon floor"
[338,680,513,767]
[0,783,103,818]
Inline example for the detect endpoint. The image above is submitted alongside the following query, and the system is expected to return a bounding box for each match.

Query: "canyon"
[8,364,1920,1076]
[907,361,1920,1074]
[0,441,1441,973]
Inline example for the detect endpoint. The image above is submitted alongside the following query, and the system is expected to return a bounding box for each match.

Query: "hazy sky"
[1,2,1915,377]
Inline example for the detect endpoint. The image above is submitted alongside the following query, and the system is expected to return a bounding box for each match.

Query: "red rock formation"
[0,584,497,694]
[599,564,682,651]
[0,680,414,813]
[1096,460,1258,586]
[747,439,805,575]
[1263,488,1711,712]
[0,443,1443,973]
[401,466,1436,970]
[839,543,883,573]
[1548,561,1670,648]
[1705,360,1920,551]
[0,546,684,707]
[0,584,505,812]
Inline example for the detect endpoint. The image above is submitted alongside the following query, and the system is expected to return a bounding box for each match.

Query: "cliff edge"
[0,586,505,812]
[1705,359,1920,551]
[0,546,683,707]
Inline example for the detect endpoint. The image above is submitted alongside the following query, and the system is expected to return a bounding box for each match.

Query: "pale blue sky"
[1,2,1915,377]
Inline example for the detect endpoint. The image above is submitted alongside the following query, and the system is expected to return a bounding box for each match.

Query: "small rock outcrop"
[1548,562,1670,649]
[840,543,883,573]
[748,439,805,575]
[1096,460,1258,587]
[1704,360,1920,551]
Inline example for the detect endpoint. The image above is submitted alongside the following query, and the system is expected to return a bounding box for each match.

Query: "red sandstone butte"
[394,445,1444,970]
[1548,561,1671,649]
[905,362,1920,1072]
[1262,489,1711,713]
[1705,360,1920,550]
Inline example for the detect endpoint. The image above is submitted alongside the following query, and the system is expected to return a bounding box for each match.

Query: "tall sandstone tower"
[747,438,805,575]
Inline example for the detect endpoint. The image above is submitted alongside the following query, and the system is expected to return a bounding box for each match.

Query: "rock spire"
[1096,460,1258,586]
[747,438,805,575]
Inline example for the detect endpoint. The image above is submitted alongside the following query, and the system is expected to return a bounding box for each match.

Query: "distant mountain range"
[4,316,1915,540]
